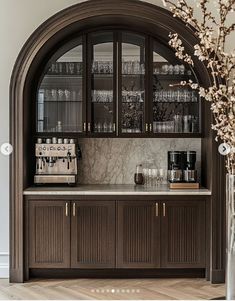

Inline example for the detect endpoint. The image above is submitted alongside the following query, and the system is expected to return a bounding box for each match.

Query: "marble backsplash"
[77,138,201,185]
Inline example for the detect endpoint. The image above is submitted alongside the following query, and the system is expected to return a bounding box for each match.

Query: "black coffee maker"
[182,151,197,182]
[168,151,197,183]
[168,151,183,183]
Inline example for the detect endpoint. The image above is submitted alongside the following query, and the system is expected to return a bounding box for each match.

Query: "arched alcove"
[10,0,225,283]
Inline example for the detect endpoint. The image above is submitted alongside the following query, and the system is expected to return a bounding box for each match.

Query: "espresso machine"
[34,137,78,184]
[182,151,197,183]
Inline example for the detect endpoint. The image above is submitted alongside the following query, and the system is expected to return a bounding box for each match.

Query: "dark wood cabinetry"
[161,201,205,268]
[71,201,115,268]
[27,198,206,272]
[117,201,160,268]
[36,30,201,138]
[117,200,205,269]
[27,200,116,269]
[28,200,70,268]
[10,0,225,283]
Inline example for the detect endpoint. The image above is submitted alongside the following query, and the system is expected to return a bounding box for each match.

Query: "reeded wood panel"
[71,201,115,268]
[161,201,205,268]
[117,201,160,268]
[28,200,70,268]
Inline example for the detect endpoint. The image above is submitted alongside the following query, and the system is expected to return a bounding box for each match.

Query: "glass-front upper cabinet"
[37,37,84,133]
[88,32,116,134]
[120,32,146,134]
[151,41,200,134]
[35,30,201,137]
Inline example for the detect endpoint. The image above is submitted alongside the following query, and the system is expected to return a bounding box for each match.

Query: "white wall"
[0,0,233,278]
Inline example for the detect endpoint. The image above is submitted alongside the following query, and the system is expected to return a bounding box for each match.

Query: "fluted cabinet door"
[71,201,115,268]
[117,201,160,268]
[28,200,70,268]
[161,201,206,268]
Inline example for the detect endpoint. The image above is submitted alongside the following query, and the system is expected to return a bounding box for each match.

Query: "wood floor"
[0,278,225,300]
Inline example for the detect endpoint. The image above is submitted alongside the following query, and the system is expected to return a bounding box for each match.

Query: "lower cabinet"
[117,200,205,268]
[28,200,115,268]
[71,201,115,268]
[117,201,160,268]
[161,201,205,268]
[27,198,206,270]
[28,200,70,268]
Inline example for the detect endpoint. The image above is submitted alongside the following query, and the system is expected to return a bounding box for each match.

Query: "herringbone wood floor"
[0,278,225,300]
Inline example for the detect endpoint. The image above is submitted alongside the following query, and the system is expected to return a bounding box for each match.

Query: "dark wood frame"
[10,0,225,283]
[24,196,208,280]
[87,30,118,137]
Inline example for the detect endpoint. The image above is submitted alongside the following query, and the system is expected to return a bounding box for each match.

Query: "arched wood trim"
[10,0,225,282]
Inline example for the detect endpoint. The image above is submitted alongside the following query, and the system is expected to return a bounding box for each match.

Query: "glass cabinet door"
[152,41,200,134]
[88,32,115,134]
[120,32,146,134]
[37,37,84,133]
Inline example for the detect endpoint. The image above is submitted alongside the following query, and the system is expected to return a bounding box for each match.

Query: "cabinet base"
[28,268,205,280]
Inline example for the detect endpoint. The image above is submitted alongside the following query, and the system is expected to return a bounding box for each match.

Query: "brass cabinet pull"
[72,202,76,217]
[113,123,116,132]
[163,203,166,217]
[149,123,152,132]
[155,203,159,217]
[145,123,148,132]
[83,122,86,132]
[65,202,69,217]
[88,122,91,132]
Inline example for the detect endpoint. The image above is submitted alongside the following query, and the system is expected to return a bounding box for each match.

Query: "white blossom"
[165,0,235,173]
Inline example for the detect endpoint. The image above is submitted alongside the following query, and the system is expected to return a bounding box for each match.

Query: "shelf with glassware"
[36,60,201,137]
[37,72,84,133]
[119,60,146,135]
[89,59,116,134]
[91,89,115,133]
[151,87,200,134]
[149,60,200,136]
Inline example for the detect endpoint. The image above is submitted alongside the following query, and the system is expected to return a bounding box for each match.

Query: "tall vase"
[226,173,235,300]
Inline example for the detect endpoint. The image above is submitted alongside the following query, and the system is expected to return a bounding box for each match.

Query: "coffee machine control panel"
[35,143,76,157]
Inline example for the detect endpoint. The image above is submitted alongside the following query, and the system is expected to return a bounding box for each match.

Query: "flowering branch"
[164,0,235,174]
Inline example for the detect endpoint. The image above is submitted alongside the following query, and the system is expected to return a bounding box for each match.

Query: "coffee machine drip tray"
[34,175,76,184]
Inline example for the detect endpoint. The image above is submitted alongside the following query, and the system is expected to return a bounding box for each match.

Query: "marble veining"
[77,138,201,185]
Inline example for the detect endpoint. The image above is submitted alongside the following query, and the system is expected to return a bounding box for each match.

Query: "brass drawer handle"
[73,202,76,217]
[88,122,91,132]
[65,202,69,217]
[145,123,148,132]
[149,123,152,132]
[155,203,159,217]
[83,122,86,132]
[163,203,166,217]
[113,123,116,132]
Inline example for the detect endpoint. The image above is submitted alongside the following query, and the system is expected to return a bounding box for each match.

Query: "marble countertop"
[23,184,211,196]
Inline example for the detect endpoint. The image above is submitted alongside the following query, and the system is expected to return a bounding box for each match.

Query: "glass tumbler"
[152,168,158,186]
[143,168,148,186]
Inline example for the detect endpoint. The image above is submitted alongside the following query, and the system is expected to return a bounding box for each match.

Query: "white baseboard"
[0,252,9,278]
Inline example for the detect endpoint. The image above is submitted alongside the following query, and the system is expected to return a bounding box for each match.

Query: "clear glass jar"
[134,164,144,185]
